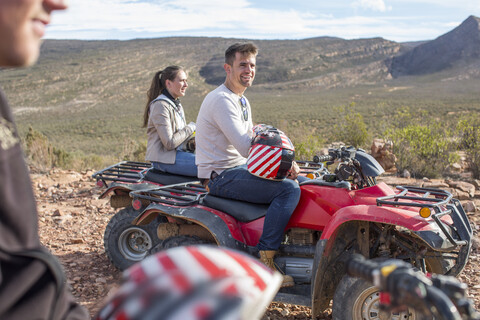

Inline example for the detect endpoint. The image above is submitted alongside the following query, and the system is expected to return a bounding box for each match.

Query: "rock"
[463,201,476,213]
[472,236,480,252]
[447,180,476,197]
[371,138,397,171]
[280,309,290,317]
[95,277,107,284]
[422,181,449,188]
[401,169,411,179]
[455,190,471,200]
[474,179,480,190]
[452,163,463,172]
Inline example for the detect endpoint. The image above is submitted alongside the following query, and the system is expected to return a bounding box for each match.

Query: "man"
[0,0,89,318]
[196,42,301,287]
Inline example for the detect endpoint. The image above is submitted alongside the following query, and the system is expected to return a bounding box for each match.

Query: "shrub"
[24,127,74,171]
[385,122,457,178]
[293,134,325,161]
[24,127,55,172]
[457,116,480,179]
[332,103,369,148]
[121,139,146,162]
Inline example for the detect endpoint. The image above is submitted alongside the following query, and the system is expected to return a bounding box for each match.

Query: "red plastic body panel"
[135,181,453,247]
[320,205,435,240]
[286,182,395,230]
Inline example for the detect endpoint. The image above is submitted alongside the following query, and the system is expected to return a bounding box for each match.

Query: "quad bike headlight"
[419,207,432,218]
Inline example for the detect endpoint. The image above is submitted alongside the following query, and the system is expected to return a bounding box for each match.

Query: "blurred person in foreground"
[143,66,197,177]
[195,42,301,288]
[0,0,89,319]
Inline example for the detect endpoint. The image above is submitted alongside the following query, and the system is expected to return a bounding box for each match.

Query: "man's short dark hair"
[225,42,258,66]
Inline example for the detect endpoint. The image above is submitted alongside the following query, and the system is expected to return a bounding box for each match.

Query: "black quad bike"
[92,161,198,270]
[120,147,473,320]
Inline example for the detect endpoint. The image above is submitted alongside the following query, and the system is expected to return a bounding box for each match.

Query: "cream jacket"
[145,94,194,164]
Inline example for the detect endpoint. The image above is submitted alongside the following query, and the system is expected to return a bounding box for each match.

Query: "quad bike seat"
[299,179,351,189]
[200,180,350,222]
[145,168,200,185]
[201,194,268,223]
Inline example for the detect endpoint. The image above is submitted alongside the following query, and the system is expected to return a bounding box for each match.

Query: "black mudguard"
[133,202,248,252]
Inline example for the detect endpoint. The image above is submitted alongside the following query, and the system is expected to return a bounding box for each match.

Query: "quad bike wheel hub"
[354,286,416,320]
[118,227,152,261]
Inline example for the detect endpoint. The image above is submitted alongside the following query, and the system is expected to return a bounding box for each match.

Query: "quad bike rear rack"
[92,161,151,187]
[130,182,207,207]
[376,185,472,248]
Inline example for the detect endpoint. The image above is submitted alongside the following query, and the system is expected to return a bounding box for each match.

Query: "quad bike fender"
[321,204,457,251]
[132,203,248,251]
[311,221,368,316]
[99,182,157,199]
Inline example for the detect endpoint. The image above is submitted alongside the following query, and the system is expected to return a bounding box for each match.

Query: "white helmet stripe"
[248,146,279,172]
[247,144,267,164]
[251,150,281,177]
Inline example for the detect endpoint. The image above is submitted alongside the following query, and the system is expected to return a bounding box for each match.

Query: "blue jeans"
[152,151,197,177]
[208,165,301,251]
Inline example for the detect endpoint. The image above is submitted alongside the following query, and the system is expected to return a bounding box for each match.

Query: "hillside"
[1,16,480,163]
[389,15,480,77]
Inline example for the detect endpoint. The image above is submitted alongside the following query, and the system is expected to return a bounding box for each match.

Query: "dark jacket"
[0,88,89,320]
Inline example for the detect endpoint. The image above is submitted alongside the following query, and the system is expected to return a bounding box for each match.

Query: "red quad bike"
[92,161,199,270]
[128,146,472,320]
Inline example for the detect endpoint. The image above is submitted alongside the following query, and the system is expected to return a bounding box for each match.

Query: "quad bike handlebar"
[313,146,357,164]
[346,254,480,320]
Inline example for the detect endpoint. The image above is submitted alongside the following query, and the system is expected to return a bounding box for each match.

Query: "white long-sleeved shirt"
[195,84,253,179]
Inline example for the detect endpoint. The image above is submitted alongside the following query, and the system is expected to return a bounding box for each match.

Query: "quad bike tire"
[332,255,453,320]
[332,276,425,320]
[149,235,210,255]
[104,206,163,271]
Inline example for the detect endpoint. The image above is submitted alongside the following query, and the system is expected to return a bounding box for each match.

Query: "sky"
[46,0,480,43]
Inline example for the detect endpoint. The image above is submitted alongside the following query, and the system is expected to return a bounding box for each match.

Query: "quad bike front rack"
[377,185,472,248]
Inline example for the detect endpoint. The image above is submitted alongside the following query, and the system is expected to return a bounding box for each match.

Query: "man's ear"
[224,63,231,74]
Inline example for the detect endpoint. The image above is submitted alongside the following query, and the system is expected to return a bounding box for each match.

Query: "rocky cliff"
[389,15,480,77]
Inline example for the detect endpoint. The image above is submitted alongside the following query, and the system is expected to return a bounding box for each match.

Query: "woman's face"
[0,0,68,67]
[166,70,188,99]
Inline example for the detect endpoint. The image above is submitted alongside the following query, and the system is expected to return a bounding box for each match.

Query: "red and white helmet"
[95,245,282,320]
[247,126,295,180]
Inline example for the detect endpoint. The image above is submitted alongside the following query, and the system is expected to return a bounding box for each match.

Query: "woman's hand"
[287,161,300,180]
[187,122,196,131]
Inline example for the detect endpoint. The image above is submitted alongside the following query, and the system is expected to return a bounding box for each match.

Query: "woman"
[144,66,197,177]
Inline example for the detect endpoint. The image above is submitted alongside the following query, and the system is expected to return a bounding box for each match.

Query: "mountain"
[389,15,480,77]
[1,16,480,158]
[199,37,404,87]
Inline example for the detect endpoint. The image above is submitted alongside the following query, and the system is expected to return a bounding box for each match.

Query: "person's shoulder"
[206,85,226,97]
[207,85,236,102]
[151,97,173,109]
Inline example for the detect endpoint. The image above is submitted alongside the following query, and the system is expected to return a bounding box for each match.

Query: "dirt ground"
[32,169,480,319]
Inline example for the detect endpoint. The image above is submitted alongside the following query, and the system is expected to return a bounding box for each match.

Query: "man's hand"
[287,161,300,180]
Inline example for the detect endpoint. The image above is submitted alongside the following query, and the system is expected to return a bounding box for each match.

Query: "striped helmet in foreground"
[247,126,295,180]
[95,245,282,320]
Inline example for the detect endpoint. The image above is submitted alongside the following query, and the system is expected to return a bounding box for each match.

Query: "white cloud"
[352,0,390,12]
[45,0,478,42]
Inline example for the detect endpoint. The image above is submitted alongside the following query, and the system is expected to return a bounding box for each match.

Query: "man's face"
[227,52,256,89]
[0,0,68,67]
